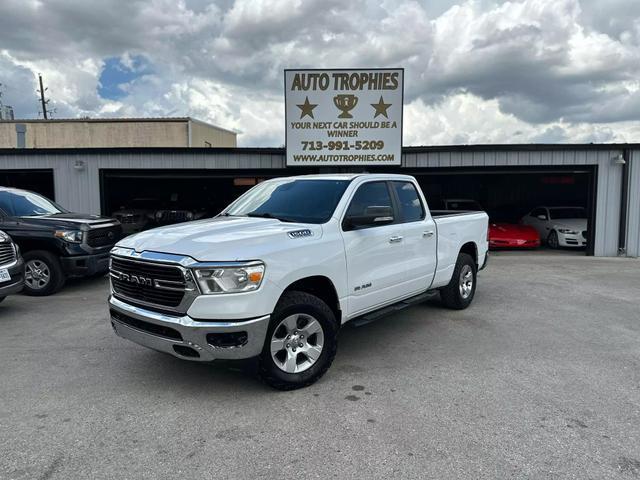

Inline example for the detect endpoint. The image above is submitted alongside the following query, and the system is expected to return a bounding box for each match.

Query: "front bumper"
[557,232,587,247]
[61,252,110,277]
[109,295,270,361]
[0,257,25,297]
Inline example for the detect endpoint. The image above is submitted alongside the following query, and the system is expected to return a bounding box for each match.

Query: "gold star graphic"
[371,96,392,118]
[297,96,318,119]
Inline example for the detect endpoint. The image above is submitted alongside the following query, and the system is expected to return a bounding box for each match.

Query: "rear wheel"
[547,230,559,249]
[258,291,338,390]
[23,250,66,296]
[440,253,477,310]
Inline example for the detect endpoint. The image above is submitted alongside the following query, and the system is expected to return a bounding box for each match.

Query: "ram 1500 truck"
[108,174,489,389]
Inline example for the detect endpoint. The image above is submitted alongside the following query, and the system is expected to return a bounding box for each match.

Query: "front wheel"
[23,250,66,296]
[258,291,338,390]
[440,253,477,310]
[547,230,559,249]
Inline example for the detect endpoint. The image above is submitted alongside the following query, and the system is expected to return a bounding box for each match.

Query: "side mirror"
[345,205,394,229]
[537,214,547,220]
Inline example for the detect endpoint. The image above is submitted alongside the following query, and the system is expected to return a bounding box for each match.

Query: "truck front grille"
[87,225,122,248]
[110,256,186,308]
[0,242,17,267]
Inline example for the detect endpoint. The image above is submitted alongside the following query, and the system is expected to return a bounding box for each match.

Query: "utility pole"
[37,74,51,119]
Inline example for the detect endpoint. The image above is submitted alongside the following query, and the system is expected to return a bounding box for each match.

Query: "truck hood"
[117,216,322,261]
[18,213,117,229]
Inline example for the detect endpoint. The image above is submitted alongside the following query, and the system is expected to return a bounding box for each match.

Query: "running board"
[350,290,438,328]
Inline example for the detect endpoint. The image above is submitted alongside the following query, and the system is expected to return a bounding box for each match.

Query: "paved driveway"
[1,254,639,479]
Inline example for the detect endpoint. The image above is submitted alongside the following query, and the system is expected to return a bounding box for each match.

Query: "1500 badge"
[288,229,313,239]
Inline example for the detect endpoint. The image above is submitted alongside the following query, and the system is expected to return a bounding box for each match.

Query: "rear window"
[392,181,424,222]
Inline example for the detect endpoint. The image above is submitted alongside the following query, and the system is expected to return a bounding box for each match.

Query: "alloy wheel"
[270,313,325,374]
[459,264,473,299]
[25,259,51,290]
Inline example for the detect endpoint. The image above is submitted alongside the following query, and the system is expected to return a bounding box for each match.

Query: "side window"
[0,192,14,216]
[345,181,393,228]
[392,181,425,222]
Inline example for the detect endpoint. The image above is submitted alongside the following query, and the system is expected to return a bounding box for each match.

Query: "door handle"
[389,235,403,244]
[423,230,434,238]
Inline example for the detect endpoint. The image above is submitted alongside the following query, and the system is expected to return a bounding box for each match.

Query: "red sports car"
[489,223,540,249]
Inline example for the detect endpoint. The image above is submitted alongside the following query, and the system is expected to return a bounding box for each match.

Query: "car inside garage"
[99,169,294,234]
[408,166,597,255]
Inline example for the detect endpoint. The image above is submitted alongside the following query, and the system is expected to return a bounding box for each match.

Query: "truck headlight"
[193,263,265,294]
[0,231,10,242]
[54,230,83,243]
[557,228,578,235]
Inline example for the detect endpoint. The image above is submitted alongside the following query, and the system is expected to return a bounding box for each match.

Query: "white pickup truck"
[108,174,489,389]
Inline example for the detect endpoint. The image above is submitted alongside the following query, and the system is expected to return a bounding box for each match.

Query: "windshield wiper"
[246,212,297,223]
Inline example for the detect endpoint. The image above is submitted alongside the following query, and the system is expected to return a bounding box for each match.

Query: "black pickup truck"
[0,187,121,296]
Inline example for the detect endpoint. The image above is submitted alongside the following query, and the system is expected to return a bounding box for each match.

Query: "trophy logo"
[333,94,359,119]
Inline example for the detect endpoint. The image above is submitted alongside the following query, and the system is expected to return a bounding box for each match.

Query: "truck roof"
[272,173,417,182]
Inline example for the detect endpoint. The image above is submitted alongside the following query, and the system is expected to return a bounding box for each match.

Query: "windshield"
[0,190,66,216]
[225,179,350,224]
[549,207,586,219]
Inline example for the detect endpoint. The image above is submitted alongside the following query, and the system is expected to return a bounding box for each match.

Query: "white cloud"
[0,0,638,145]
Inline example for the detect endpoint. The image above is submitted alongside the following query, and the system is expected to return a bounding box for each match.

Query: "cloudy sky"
[1,0,639,146]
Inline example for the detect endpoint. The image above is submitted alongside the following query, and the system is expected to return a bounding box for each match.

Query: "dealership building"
[0,143,638,257]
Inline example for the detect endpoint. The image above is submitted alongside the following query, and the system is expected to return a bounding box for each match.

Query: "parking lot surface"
[1,254,639,479]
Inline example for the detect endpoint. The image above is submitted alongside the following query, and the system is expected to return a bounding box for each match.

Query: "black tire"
[22,250,66,296]
[0,296,5,303]
[547,230,559,249]
[258,291,338,390]
[440,253,477,310]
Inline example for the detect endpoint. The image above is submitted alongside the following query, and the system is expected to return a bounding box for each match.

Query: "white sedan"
[521,207,588,248]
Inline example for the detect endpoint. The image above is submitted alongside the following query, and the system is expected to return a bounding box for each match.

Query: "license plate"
[0,269,10,282]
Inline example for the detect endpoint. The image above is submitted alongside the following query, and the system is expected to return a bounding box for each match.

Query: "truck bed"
[430,210,489,289]
[430,210,482,218]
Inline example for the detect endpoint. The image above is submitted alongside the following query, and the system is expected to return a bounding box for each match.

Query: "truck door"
[391,181,437,293]
[341,181,407,316]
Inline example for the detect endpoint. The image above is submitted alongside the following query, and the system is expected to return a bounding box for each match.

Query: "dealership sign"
[285,69,403,166]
